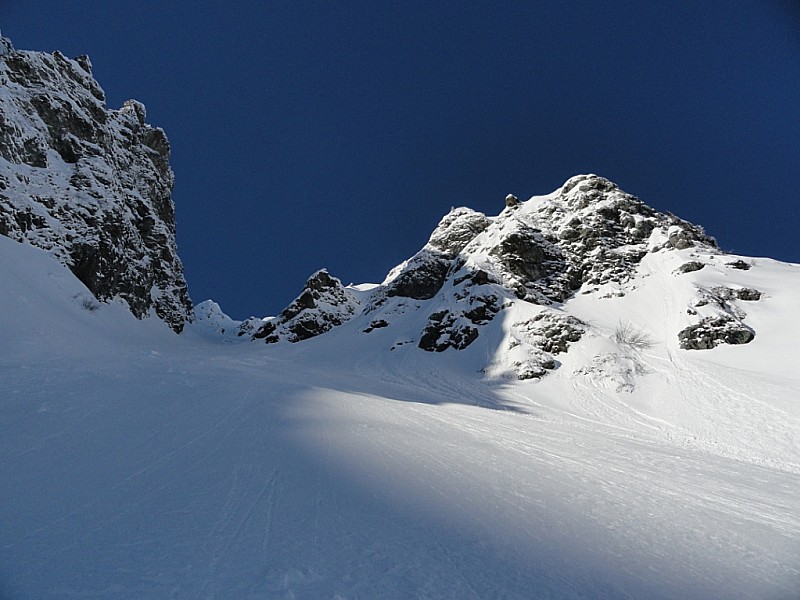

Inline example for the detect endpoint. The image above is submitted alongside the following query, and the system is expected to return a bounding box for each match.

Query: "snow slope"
[1,233,799,599]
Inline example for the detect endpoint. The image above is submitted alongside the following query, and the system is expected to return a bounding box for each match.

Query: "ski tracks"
[200,463,281,598]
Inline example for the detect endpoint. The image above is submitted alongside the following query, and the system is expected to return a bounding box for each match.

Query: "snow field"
[1,237,798,599]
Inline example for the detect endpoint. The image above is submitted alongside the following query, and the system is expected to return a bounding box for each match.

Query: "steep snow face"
[0,36,192,331]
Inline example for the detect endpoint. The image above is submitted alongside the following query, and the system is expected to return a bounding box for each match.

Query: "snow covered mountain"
[0,33,192,331]
[1,35,799,600]
[212,173,770,382]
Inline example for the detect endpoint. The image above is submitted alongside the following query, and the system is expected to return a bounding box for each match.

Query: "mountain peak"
[222,174,759,381]
[559,173,618,195]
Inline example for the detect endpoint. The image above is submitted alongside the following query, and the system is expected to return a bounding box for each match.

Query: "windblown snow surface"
[1,234,799,599]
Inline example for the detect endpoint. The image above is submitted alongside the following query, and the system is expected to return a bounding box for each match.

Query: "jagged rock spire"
[0,31,13,55]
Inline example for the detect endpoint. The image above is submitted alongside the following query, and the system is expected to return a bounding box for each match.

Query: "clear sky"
[3,2,799,319]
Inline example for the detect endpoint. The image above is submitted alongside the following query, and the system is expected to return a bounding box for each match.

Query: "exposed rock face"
[675,261,705,275]
[426,207,490,256]
[535,175,714,295]
[418,310,479,352]
[384,250,452,301]
[681,281,762,350]
[380,207,491,302]
[497,311,586,380]
[679,316,755,350]
[0,35,192,331]
[252,270,360,343]
[727,259,751,271]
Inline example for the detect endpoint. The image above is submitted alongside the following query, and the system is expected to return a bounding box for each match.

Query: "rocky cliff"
[0,34,192,331]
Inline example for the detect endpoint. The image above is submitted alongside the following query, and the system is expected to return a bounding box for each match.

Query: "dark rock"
[463,302,495,325]
[491,228,548,281]
[489,226,567,300]
[678,316,754,350]
[252,320,277,340]
[660,221,717,251]
[121,99,146,126]
[675,261,705,275]
[0,35,12,56]
[363,319,389,333]
[734,288,762,301]
[253,270,359,343]
[726,260,751,270]
[419,310,479,352]
[386,251,451,300]
[505,194,520,208]
[74,54,92,74]
[707,286,762,306]
[453,269,492,287]
[513,361,552,380]
[521,312,586,355]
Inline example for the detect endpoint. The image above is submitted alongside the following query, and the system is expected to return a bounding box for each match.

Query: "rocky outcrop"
[680,282,761,350]
[397,174,718,353]
[496,311,586,380]
[246,174,727,360]
[426,207,490,256]
[384,250,452,301]
[726,259,751,271]
[252,270,360,343]
[0,34,192,331]
[679,316,755,350]
[418,310,479,352]
[674,261,705,275]
[380,207,491,302]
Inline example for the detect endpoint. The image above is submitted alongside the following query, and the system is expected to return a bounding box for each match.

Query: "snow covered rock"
[426,206,490,256]
[678,315,755,350]
[0,33,12,57]
[192,300,242,340]
[252,269,360,343]
[245,174,752,372]
[393,174,720,355]
[488,310,587,380]
[0,36,192,331]
[674,261,706,275]
[377,207,491,302]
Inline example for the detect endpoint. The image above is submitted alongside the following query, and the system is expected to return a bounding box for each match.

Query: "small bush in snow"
[613,320,654,350]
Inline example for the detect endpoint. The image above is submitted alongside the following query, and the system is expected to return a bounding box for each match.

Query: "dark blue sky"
[3,2,799,319]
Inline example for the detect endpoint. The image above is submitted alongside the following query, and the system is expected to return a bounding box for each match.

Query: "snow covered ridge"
[217,172,781,379]
[0,34,192,332]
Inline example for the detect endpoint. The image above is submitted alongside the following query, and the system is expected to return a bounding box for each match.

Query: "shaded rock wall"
[0,35,192,331]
